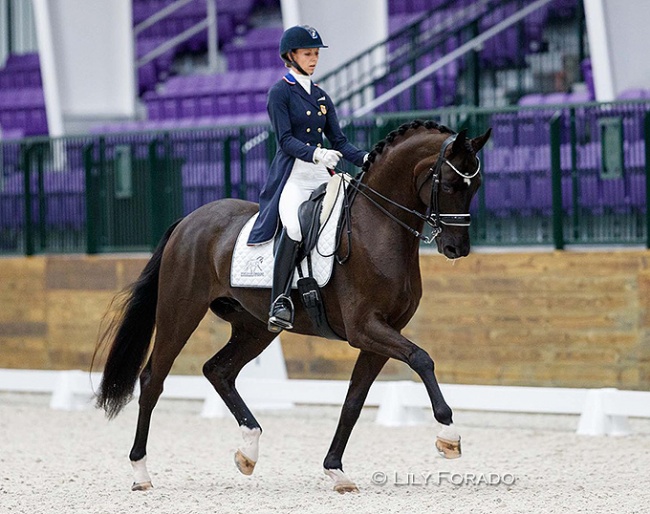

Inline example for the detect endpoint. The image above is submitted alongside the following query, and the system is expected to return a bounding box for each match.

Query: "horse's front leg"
[351,318,461,459]
[323,350,388,493]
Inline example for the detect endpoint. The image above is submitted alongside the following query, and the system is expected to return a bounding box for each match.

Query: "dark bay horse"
[95,119,491,493]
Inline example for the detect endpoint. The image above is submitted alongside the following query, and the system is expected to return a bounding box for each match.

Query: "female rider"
[247,25,367,333]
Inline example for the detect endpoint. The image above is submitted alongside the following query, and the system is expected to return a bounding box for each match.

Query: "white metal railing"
[353,0,555,117]
[134,0,218,73]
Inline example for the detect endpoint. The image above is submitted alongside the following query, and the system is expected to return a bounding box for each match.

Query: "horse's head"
[416,127,491,259]
[359,120,491,260]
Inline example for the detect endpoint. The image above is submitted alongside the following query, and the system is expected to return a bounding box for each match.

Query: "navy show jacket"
[247,72,366,245]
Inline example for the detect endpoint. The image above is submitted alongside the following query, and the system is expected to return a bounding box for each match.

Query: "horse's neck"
[353,170,424,266]
[360,141,429,231]
[365,132,441,208]
[352,133,443,269]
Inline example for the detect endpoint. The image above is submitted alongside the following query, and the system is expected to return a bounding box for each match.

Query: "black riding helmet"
[279,25,328,71]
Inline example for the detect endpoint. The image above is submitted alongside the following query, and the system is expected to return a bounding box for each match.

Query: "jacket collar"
[283,72,323,109]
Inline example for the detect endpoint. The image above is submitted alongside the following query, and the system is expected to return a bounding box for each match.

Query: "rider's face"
[290,48,320,75]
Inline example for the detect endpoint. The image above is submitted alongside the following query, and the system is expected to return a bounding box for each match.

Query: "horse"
[94,119,491,493]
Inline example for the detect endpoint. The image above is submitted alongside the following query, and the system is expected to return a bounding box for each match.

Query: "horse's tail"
[94,219,183,419]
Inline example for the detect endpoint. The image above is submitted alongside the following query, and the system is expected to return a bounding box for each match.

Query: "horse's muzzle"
[437,233,470,259]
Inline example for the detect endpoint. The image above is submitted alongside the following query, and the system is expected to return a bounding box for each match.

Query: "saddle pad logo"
[241,256,265,277]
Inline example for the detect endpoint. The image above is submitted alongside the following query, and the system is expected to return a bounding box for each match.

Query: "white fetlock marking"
[238,426,261,463]
[324,468,357,490]
[131,456,152,485]
[438,423,460,442]
[325,468,349,483]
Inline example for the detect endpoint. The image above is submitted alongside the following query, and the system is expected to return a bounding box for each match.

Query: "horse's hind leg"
[129,298,209,491]
[203,302,277,476]
[323,351,388,493]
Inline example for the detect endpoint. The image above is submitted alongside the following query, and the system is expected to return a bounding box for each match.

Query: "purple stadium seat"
[484,174,509,216]
[626,140,645,168]
[577,142,599,171]
[567,90,592,103]
[516,114,540,146]
[161,97,180,119]
[518,94,545,107]
[5,52,40,70]
[544,92,570,105]
[0,127,24,140]
[628,174,646,209]
[228,46,281,70]
[617,88,650,100]
[601,178,629,212]
[180,96,200,118]
[389,13,422,33]
[530,144,551,172]
[218,0,256,26]
[215,94,234,116]
[549,0,577,20]
[507,175,528,210]
[581,58,595,100]
[529,175,552,213]
[138,62,158,94]
[578,175,601,212]
[524,5,549,52]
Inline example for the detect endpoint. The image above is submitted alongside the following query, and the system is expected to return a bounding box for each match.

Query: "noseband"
[346,133,481,245]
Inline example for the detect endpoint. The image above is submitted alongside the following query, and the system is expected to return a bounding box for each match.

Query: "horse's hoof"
[333,483,360,494]
[131,481,153,491]
[435,436,462,459]
[324,468,359,494]
[234,449,256,475]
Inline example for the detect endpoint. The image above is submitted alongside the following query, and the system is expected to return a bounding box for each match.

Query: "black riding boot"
[268,230,300,333]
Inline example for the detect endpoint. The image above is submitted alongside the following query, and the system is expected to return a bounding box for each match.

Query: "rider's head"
[279,25,327,75]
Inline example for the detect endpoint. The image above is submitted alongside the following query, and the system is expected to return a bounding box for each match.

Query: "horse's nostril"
[444,245,460,258]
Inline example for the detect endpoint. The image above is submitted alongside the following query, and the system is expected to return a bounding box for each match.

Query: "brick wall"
[1,251,648,389]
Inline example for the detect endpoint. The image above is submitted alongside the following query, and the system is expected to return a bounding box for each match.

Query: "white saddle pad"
[230,176,347,289]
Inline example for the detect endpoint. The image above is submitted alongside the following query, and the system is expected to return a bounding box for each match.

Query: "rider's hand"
[313,148,342,169]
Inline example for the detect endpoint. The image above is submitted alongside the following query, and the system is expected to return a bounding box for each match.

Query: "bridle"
[416,133,481,242]
[344,133,481,245]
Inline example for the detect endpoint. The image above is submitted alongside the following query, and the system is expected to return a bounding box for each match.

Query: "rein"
[340,134,481,250]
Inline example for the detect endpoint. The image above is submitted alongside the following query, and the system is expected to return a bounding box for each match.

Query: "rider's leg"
[268,228,300,332]
[269,163,329,332]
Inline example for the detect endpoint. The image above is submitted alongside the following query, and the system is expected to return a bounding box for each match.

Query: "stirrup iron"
[268,294,294,332]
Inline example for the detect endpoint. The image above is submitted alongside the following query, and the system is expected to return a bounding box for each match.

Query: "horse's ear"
[451,128,468,155]
[470,128,492,153]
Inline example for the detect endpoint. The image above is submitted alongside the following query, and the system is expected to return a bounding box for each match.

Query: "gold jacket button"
[306,110,311,115]
[306,128,311,132]
[317,143,322,147]
[306,143,311,146]
[317,127,322,133]
[317,112,322,116]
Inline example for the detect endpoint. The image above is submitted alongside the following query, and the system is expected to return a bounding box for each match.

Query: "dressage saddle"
[294,183,344,341]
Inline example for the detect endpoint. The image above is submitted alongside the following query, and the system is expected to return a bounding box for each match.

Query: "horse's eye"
[441,184,454,194]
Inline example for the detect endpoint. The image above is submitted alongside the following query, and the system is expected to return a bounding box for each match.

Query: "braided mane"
[361,119,455,173]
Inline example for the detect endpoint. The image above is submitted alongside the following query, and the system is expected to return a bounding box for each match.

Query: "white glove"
[313,148,342,169]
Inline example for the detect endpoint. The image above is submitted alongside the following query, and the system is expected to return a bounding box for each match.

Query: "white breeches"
[278,159,330,241]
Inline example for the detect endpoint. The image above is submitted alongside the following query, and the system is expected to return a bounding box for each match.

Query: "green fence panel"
[0,102,648,255]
